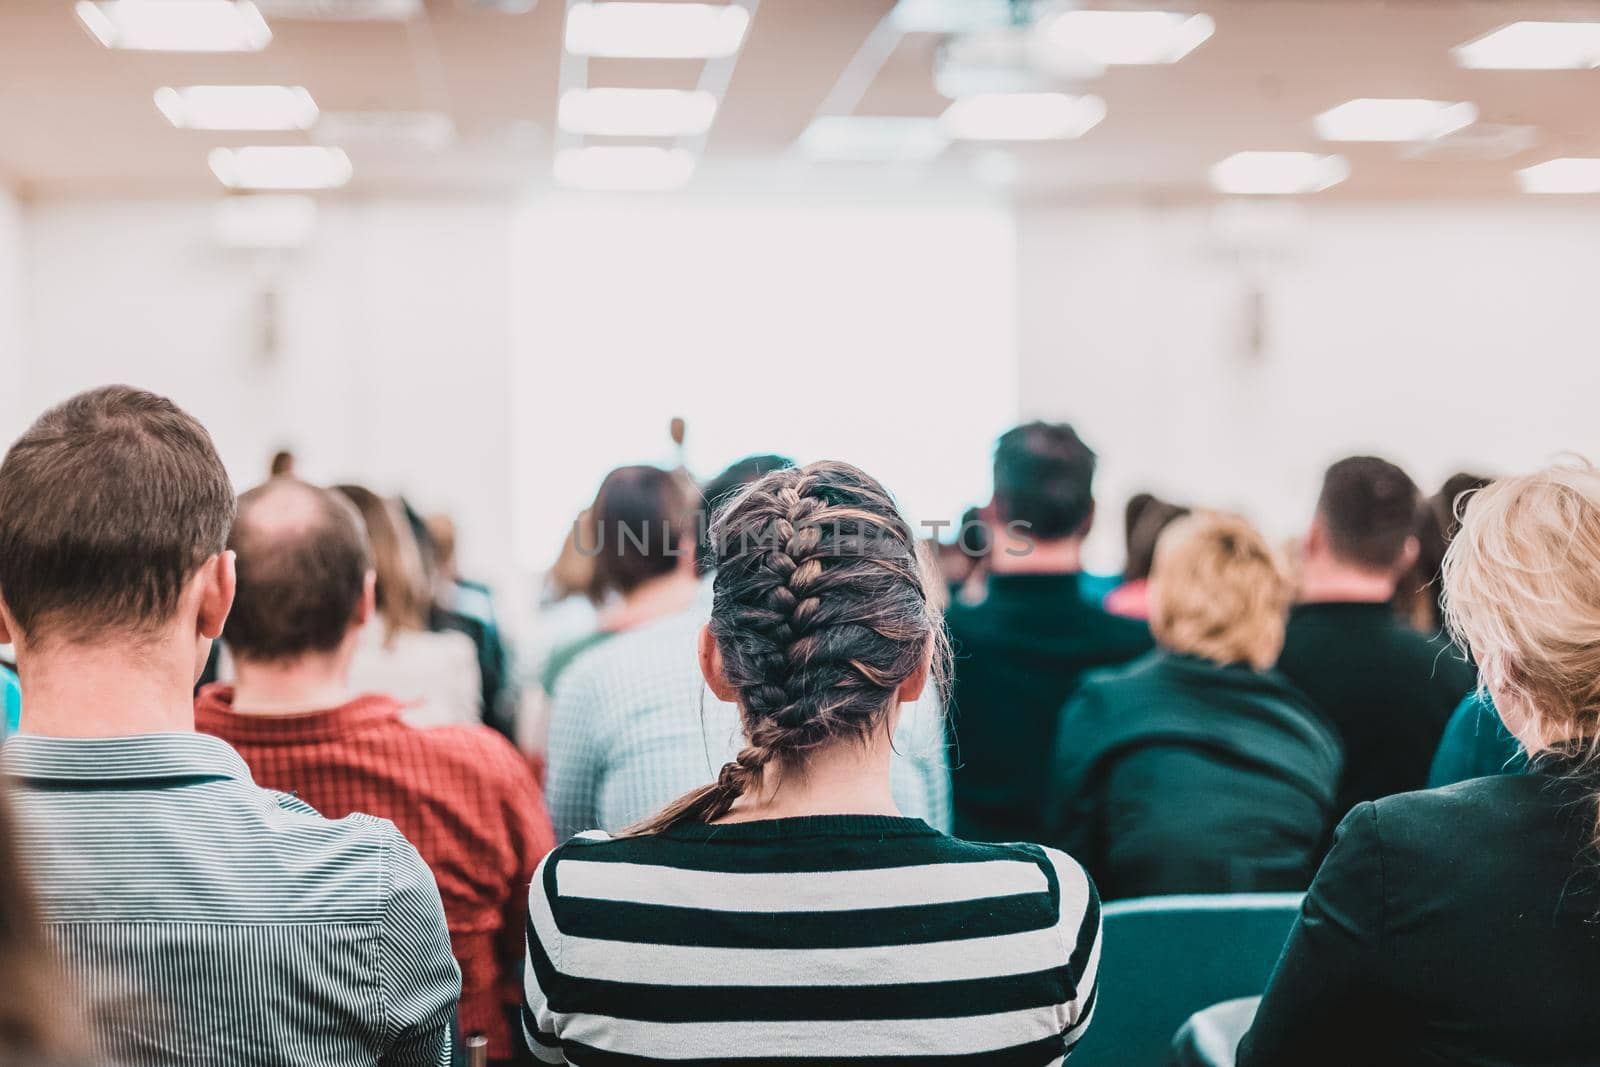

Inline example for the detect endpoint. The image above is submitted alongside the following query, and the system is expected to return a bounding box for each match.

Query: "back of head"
[1123,497,1191,583]
[269,450,295,479]
[1436,471,1493,541]
[695,453,794,574]
[1443,463,1600,753]
[587,465,696,603]
[0,386,234,648]
[333,484,429,635]
[636,460,946,831]
[1314,455,1420,571]
[993,421,1097,539]
[225,481,372,663]
[1149,512,1290,671]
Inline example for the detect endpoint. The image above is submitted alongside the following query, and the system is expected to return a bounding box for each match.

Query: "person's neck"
[717,732,900,822]
[17,639,202,738]
[1297,556,1397,605]
[231,651,353,715]
[601,567,701,632]
[987,533,1084,576]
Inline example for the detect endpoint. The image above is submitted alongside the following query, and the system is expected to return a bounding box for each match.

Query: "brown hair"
[585,465,696,604]
[992,421,1097,539]
[1315,455,1420,571]
[0,386,235,647]
[1149,512,1291,671]
[0,780,87,1061]
[224,480,372,663]
[633,461,947,832]
[333,485,430,643]
[1123,496,1191,584]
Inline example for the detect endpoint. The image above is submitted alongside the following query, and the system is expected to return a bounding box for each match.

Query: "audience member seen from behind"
[1275,456,1475,816]
[0,779,89,1067]
[945,422,1152,843]
[538,465,700,696]
[337,484,482,728]
[1240,461,1600,1067]
[1103,495,1190,620]
[525,461,1100,1064]
[1049,513,1342,900]
[543,454,950,841]
[0,387,459,1066]
[197,480,552,1065]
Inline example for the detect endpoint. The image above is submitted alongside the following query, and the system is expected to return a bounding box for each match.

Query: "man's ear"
[698,625,739,703]
[0,594,13,648]
[1078,499,1097,539]
[1395,535,1421,576]
[1305,515,1327,557]
[197,551,236,641]
[354,570,377,628]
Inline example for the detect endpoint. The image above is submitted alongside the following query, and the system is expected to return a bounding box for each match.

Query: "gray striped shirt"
[3,732,461,1067]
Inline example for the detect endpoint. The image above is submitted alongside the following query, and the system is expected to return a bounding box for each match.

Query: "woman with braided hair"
[523,461,1102,1065]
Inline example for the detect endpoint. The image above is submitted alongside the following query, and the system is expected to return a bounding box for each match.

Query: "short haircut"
[992,421,1097,539]
[0,386,235,645]
[1149,511,1291,671]
[1316,455,1421,570]
[224,480,372,662]
[269,450,295,477]
[1123,496,1190,583]
[588,465,696,602]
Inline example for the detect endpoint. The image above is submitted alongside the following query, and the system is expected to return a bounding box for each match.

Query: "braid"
[632,461,947,834]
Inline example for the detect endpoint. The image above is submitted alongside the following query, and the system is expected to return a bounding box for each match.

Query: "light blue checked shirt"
[544,597,953,843]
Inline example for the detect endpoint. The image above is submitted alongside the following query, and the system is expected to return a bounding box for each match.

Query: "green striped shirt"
[523,815,1100,1064]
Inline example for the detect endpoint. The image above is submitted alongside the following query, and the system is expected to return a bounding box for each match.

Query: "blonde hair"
[1148,511,1291,671]
[1443,462,1600,754]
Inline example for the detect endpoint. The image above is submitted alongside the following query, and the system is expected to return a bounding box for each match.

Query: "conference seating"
[1067,893,1301,1067]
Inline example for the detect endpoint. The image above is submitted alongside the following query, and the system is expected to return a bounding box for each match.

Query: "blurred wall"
[1017,201,1600,569]
[0,186,22,438]
[15,197,518,592]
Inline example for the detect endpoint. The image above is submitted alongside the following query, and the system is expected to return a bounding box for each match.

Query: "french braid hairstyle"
[633,461,948,833]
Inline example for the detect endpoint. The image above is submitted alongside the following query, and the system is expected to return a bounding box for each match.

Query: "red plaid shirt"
[196,685,554,1061]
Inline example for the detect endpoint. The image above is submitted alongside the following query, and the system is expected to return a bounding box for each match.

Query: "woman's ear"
[896,638,934,704]
[698,625,739,703]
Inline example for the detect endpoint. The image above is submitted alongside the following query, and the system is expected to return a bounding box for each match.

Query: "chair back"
[1069,893,1301,1067]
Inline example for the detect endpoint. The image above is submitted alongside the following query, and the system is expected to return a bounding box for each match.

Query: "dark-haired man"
[946,422,1152,843]
[0,386,459,1066]
[1278,456,1475,816]
[196,478,554,1065]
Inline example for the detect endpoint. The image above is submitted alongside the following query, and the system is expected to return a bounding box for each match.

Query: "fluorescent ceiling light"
[1210,151,1349,195]
[553,146,695,190]
[213,195,318,248]
[1035,9,1214,65]
[209,146,353,190]
[75,0,272,51]
[798,117,948,163]
[253,0,421,18]
[1314,98,1477,142]
[558,88,718,137]
[564,2,750,58]
[1517,158,1600,194]
[1453,21,1600,69]
[155,86,318,131]
[942,92,1106,141]
[891,0,1014,34]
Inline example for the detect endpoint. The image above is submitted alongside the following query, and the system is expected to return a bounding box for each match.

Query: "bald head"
[224,480,372,663]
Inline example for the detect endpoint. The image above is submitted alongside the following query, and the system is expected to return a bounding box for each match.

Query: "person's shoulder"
[557,611,703,698]
[942,836,1096,911]
[1364,774,1549,862]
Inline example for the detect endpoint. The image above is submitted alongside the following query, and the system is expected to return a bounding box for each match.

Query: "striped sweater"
[523,815,1100,1065]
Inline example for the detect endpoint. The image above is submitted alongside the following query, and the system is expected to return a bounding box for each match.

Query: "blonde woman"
[1048,512,1342,900]
[1240,463,1600,1066]
[336,484,482,728]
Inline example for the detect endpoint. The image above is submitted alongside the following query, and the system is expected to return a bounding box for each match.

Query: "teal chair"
[1069,894,1301,1067]
[2,665,20,735]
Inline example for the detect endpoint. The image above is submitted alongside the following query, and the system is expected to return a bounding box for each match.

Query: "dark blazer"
[1239,765,1600,1067]
[1048,651,1343,900]
[946,573,1153,843]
